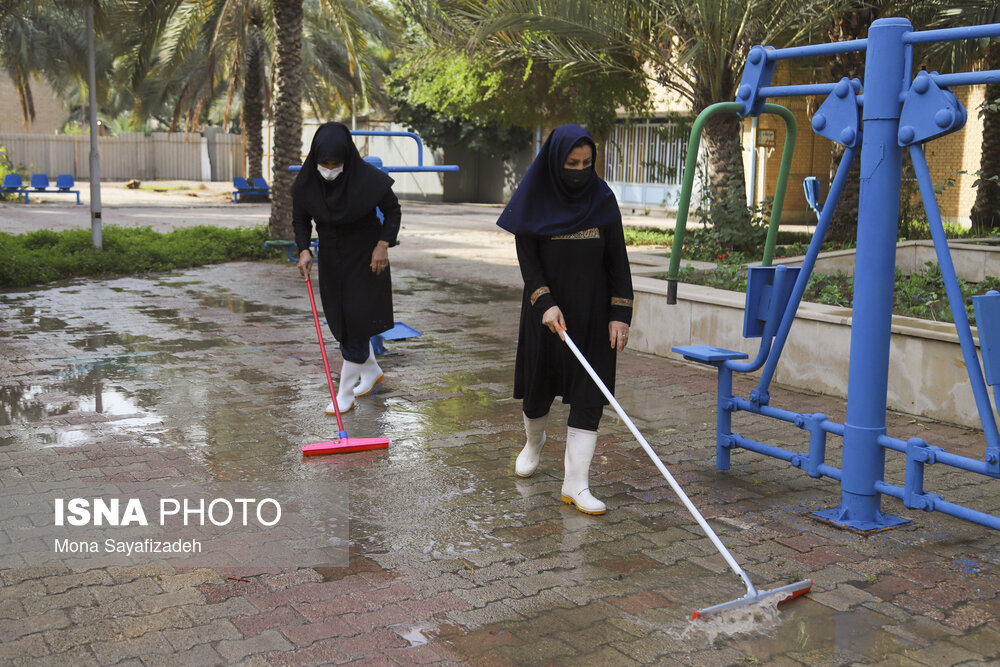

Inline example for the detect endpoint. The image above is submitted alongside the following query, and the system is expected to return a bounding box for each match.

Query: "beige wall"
[0,75,65,135]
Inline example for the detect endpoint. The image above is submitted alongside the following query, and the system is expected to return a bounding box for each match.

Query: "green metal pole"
[760,103,797,267]
[665,103,797,303]
[666,103,741,303]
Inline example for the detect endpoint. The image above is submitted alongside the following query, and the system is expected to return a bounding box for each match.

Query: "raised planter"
[778,238,1000,282]
[629,272,995,429]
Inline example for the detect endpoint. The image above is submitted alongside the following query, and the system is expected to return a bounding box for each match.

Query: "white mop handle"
[561,329,757,597]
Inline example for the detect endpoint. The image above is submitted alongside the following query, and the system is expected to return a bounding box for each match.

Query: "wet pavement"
[2,197,1000,665]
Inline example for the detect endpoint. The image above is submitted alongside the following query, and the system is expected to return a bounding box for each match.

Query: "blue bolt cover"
[811,78,860,148]
[898,73,966,145]
[734,45,776,117]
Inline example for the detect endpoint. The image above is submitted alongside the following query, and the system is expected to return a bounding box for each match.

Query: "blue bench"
[11,173,83,204]
[54,174,82,205]
[2,173,27,202]
[232,176,270,202]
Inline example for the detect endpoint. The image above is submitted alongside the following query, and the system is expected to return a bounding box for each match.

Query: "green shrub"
[0,146,28,203]
[0,225,282,288]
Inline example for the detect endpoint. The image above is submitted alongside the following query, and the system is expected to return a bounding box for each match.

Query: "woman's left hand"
[609,321,629,351]
[371,241,389,275]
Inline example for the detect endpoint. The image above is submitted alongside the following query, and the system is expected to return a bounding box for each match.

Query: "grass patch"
[663,262,1000,326]
[624,227,673,246]
[0,225,283,288]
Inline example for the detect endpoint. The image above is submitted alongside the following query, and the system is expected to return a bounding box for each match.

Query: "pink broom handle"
[306,276,345,433]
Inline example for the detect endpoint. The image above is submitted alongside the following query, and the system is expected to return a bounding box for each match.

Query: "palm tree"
[424,0,835,207]
[269,0,304,241]
[970,41,1000,232]
[137,0,394,238]
[243,3,268,179]
[0,2,94,128]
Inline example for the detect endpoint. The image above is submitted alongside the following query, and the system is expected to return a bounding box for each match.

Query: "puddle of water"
[393,622,438,647]
[198,293,300,317]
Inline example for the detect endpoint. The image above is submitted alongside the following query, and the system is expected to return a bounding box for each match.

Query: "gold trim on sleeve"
[611,297,633,308]
[530,286,551,306]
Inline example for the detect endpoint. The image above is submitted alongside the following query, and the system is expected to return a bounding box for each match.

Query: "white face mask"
[317,164,343,181]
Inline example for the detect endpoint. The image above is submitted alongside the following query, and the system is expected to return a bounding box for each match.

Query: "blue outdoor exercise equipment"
[673,18,1000,532]
[287,129,459,353]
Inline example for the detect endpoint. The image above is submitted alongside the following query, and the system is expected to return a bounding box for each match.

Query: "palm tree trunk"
[826,10,874,242]
[243,10,266,181]
[701,111,747,208]
[971,42,1000,233]
[268,0,304,241]
[692,88,748,223]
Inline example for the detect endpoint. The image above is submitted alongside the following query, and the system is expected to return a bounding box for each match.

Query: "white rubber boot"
[561,427,606,515]
[515,412,549,477]
[353,342,384,397]
[326,359,362,414]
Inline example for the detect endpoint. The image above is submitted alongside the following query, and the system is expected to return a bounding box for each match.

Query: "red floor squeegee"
[300,276,389,456]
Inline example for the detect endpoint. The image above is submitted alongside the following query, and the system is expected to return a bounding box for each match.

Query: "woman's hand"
[371,240,389,275]
[609,321,629,351]
[297,250,313,280]
[541,306,566,335]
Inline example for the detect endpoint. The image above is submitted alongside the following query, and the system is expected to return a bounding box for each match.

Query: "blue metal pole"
[717,366,734,470]
[908,145,1000,462]
[806,414,829,479]
[816,18,912,531]
[755,146,858,399]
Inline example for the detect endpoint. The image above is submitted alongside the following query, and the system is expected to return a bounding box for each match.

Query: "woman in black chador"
[497,124,634,515]
[293,122,400,413]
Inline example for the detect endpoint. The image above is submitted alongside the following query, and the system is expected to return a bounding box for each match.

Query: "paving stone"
[215,630,294,662]
[0,633,50,662]
[90,631,173,664]
[117,606,192,639]
[141,644,225,667]
[163,618,241,651]
[812,583,879,612]
[0,608,71,642]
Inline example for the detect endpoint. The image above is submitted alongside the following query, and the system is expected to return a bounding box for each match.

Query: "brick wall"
[745,63,983,227]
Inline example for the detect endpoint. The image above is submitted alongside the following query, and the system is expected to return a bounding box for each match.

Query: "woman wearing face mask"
[292,121,400,413]
[497,124,633,515]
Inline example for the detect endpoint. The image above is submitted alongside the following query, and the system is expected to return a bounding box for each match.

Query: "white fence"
[0,131,244,181]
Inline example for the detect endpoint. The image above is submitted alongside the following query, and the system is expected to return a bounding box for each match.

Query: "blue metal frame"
[673,18,1000,532]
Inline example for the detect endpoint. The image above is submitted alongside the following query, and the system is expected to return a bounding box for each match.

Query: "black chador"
[497,124,634,411]
[292,122,400,345]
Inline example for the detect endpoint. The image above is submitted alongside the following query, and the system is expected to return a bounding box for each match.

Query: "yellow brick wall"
[0,75,66,135]
[744,63,983,227]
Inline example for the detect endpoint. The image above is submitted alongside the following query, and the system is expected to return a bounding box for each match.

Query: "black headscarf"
[497,124,621,237]
[291,121,394,225]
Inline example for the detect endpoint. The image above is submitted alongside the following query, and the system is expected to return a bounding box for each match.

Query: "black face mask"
[561,167,591,191]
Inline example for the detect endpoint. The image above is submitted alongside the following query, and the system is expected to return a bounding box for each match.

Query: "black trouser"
[339,336,370,364]
[522,397,602,432]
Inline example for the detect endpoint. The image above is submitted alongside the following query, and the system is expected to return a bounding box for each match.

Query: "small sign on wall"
[756,129,776,147]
